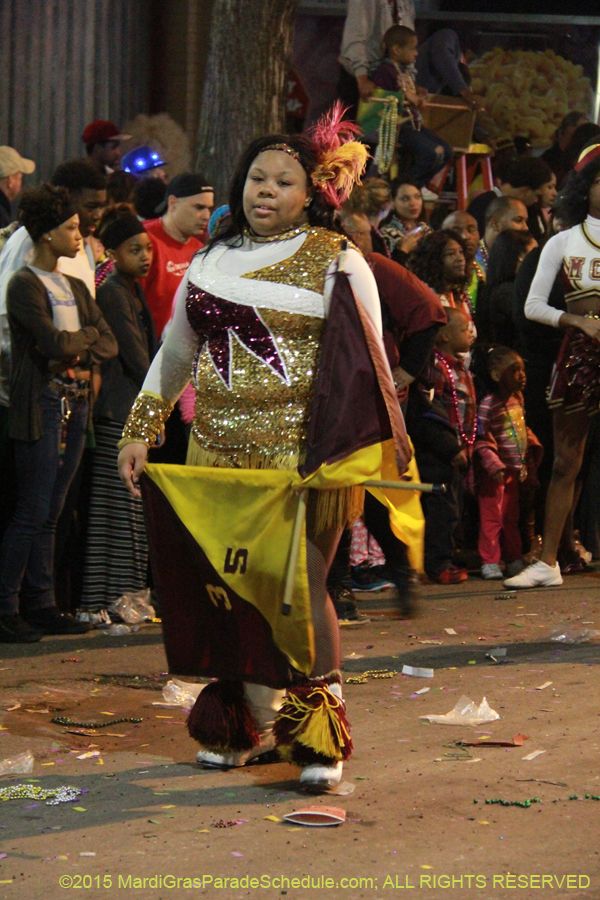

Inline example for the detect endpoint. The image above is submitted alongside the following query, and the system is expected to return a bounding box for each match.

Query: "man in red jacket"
[141,173,214,340]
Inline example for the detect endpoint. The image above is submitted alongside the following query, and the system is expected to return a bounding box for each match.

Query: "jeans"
[0,388,89,615]
[398,123,453,188]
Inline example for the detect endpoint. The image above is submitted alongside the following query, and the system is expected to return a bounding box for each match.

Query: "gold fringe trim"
[315,485,364,534]
[186,437,364,533]
[186,439,299,471]
[277,685,351,762]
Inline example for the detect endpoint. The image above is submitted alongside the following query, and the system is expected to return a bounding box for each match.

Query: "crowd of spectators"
[0,121,213,642]
[0,0,599,637]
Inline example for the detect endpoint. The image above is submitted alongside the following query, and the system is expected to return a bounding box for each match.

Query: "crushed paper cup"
[282,805,346,826]
[419,695,500,726]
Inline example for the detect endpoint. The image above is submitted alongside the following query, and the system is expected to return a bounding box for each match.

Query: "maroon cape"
[367,252,447,369]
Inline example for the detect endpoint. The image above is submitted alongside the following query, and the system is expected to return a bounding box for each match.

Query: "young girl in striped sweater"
[475,346,542,580]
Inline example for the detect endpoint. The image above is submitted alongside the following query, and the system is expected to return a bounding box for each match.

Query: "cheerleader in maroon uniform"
[505,144,600,588]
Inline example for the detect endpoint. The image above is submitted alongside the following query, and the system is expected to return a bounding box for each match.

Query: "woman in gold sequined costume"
[118,109,381,787]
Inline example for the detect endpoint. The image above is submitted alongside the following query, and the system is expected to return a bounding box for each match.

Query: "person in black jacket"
[477,229,537,346]
[79,208,157,623]
[0,185,117,642]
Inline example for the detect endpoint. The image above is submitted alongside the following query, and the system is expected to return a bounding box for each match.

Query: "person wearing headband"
[504,143,600,589]
[141,173,215,340]
[0,185,117,643]
[78,208,157,625]
[117,106,400,788]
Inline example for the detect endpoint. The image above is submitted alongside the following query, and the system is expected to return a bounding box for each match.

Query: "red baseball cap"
[82,120,131,146]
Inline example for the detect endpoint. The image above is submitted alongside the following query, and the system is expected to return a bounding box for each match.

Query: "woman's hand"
[118,442,148,499]
[399,230,423,255]
[577,316,600,342]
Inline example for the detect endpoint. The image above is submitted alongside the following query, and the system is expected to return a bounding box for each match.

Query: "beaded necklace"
[51,715,143,728]
[502,399,528,482]
[374,94,399,176]
[0,784,82,805]
[478,239,489,269]
[472,259,485,282]
[458,287,476,320]
[435,350,477,446]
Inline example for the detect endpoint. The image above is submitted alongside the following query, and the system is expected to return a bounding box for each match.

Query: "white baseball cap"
[0,146,36,178]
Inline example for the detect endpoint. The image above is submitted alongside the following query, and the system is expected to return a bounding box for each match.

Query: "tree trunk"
[195,0,299,203]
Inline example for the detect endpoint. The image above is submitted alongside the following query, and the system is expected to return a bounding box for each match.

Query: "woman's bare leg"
[540,407,590,567]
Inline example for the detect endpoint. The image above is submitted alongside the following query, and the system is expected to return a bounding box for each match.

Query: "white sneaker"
[299,760,343,788]
[195,683,285,768]
[481,563,503,580]
[196,738,275,769]
[421,187,439,202]
[503,560,562,589]
[504,559,526,578]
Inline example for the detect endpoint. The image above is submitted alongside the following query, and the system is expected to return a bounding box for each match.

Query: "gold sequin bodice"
[190,307,324,468]
[186,229,345,469]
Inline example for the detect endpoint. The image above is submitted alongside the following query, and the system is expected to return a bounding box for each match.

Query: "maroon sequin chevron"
[186,283,289,388]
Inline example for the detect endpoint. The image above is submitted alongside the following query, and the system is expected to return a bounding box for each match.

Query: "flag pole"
[281,488,309,616]
[363,480,446,493]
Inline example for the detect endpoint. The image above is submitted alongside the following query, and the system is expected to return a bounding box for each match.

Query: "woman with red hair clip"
[505,144,600,589]
[117,107,408,788]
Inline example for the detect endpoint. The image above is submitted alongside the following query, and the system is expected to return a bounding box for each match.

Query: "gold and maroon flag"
[142,270,424,686]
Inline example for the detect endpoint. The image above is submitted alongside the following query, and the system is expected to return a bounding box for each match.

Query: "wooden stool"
[430,143,494,209]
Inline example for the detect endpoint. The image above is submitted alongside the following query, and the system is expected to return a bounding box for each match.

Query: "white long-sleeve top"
[142,231,382,405]
[525,215,600,328]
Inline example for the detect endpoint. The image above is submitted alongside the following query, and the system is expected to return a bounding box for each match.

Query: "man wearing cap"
[141,173,214,339]
[0,147,35,228]
[82,120,131,175]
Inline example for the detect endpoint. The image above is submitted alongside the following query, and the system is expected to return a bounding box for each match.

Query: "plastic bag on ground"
[0,750,34,776]
[161,679,204,707]
[545,625,600,644]
[101,623,140,636]
[109,589,155,624]
[419,695,500,726]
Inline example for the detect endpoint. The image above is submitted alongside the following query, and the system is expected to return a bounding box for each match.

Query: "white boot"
[299,681,345,788]
[196,682,285,768]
